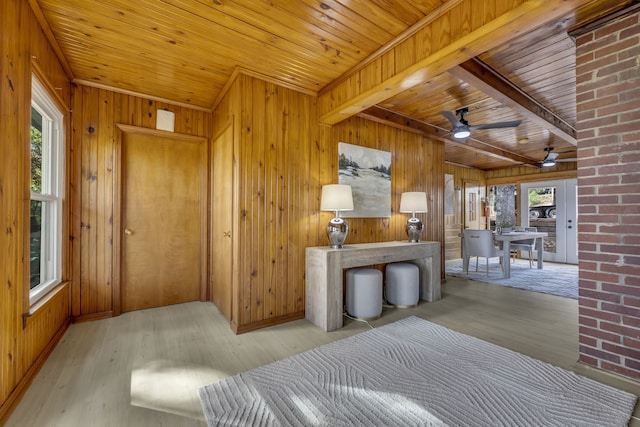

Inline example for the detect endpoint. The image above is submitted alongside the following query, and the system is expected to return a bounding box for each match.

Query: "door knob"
[124,228,133,235]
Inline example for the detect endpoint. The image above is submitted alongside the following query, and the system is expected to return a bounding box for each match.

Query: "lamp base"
[327,217,348,248]
[405,217,424,242]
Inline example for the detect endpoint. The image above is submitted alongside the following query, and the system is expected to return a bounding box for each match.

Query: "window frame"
[29,74,65,306]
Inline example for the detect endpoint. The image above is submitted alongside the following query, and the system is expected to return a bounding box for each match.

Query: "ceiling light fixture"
[517,137,529,144]
[453,129,471,139]
[541,147,557,167]
[442,107,521,139]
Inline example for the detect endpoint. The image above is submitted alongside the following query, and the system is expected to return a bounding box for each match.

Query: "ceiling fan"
[540,147,577,167]
[440,107,522,139]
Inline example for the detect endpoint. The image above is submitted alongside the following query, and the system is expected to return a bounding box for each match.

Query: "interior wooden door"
[211,124,234,320]
[120,129,207,312]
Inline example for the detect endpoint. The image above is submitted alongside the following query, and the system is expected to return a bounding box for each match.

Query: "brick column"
[575,9,640,380]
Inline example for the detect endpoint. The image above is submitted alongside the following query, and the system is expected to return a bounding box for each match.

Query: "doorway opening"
[488,179,577,265]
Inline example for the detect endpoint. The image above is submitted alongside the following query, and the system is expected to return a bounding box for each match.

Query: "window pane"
[31,107,43,193]
[528,187,557,254]
[30,75,64,305]
[30,199,43,289]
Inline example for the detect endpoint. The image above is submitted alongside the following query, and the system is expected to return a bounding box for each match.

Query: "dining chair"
[510,227,537,267]
[463,229,503,276]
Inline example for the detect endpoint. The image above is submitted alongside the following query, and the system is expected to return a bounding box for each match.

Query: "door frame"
[520,178,578,264]
[210,121,238,321]
[112,124,209,316]
[463,180,481,229]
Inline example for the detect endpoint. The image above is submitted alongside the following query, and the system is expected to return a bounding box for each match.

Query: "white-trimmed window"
[30,75,64,305]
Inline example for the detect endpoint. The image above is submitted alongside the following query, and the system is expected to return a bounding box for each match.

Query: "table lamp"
[399,192,428,242]
[320,184,354,248]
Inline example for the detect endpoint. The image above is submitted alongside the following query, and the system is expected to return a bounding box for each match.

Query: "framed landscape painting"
[338,142,391,218]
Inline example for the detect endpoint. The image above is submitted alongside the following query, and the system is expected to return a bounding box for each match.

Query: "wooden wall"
[69,86,213,319]
[0,0,72,423]
[485,162,577,185]
[212,74,320,331]
[213,73,445,333]
[66,69,445,335]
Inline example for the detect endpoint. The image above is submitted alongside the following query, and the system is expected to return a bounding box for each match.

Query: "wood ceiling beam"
[449,58,577,145]
[318,0,595,126]
[359,106,539,167]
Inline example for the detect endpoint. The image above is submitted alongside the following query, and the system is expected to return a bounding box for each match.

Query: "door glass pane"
[528,187,557,254]
[30,199,43,289]
[31,107,43,193]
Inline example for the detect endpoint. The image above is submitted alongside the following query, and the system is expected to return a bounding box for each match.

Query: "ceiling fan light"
[453,130,470,138]
[542,158,556,167]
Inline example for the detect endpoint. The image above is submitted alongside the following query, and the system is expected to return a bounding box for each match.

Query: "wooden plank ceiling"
[32,0,635,170]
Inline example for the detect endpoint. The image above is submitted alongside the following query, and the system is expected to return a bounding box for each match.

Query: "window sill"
[23,281,70,328]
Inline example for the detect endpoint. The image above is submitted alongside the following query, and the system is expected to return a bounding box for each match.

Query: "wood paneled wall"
[69,86,213,319]
[485,162,577,185]
[0,0,71,423]
[213,73,445,333]
[69,70,445,334]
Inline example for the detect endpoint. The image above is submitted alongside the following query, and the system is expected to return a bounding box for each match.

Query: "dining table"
[493,231,548,279]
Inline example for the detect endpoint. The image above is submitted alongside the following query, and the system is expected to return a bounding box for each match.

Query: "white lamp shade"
[399,192,428,213]
[320,184,354,211]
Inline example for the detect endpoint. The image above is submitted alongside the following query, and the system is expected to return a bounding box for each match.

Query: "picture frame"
[338,142,391,218]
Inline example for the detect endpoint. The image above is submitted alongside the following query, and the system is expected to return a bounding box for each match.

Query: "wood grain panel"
[29,0,635,173]
[485,164,577,185]
[212,73,445,333]
[210,74,241,329]
[0,1,71,423]
[211,124,234,320]
[119,129,206,312]
[318,0,592,125]
[34,0,444,109]
[70,87,212,319]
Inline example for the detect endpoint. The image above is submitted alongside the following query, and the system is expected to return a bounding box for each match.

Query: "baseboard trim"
[232,311,305,334]
[71,310,113,323]
[0,320,69,425]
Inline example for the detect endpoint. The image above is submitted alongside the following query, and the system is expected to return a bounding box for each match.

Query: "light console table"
[305,241,441,332]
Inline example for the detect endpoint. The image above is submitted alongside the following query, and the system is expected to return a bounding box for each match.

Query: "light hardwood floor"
[8,276,640,426]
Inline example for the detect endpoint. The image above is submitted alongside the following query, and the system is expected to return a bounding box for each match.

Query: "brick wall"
[575,9,640,380]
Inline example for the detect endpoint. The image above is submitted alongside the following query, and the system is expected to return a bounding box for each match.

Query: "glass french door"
[520,179,577,264]
[464,181,481,229]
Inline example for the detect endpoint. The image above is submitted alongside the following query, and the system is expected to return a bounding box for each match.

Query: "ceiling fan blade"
[469,120,522,130]
[439,111,463,126]
[546,152,559,161]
